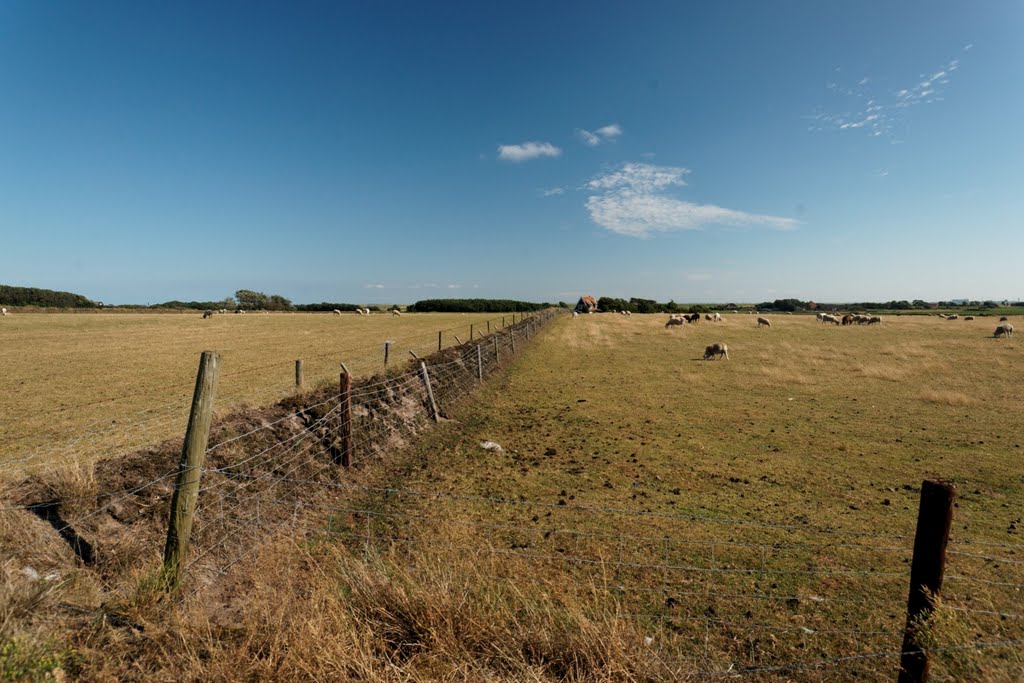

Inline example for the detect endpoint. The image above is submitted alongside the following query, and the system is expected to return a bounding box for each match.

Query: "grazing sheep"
[333,309,342,316]
[1,308,6,316]
[964,316,974,321]
[711,312,722,322]
[685,313,701,323]
[363,308,371,315]
[999,316,1009,322]
[202,310,214,319]
[391,309,402,317]
[355,308,365,316]
[704,342,729,360]
[842,314,854,326]
[821,314,840,325]
[947,314,959,320]
[816,312,824,322]
[571,311,578,318]
[665,316,685,329]
[705,314,713,321]
[757,317,771,328]
[994,323,1014,338]
[868,316,881,325]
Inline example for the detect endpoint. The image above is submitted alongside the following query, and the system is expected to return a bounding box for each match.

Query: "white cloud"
[577,123,623,146]
[541,186,565,197]
[584,163,797,238]
[446,284,462,289]
[364,283,385,289]
[497,141,561,162]
[810,47,969,139]
[686,273,712,281]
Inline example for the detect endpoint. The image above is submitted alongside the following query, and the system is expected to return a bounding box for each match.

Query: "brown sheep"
[704,342,729,360]
[999,316,1009,322]
[757,317,771,328]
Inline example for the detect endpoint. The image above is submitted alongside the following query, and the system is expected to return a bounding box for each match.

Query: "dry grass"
[2,312,1022,680]
[0,312,508,479]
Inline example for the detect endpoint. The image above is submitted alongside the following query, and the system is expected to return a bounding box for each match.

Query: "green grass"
[344,312,1023,679]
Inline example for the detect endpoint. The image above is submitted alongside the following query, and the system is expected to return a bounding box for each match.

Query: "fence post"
[510,328,516,353]
[338,365,352,467]
[476,344,483,381]
[470,323,474,341]
[384,341,391,366]
[453,335,463,345]
[898,480,957,683]
[502,316,506,328]
[438,331,442,352]
[162,350,220,590]
[419,361,439,422]
[295,359,303,388]
[487,320,491,334]
[493,335,499,363]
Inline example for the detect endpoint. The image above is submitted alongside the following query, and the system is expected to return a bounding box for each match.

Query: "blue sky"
[1,2,1022,304]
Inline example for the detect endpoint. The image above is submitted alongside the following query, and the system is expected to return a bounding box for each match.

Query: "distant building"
[575,296,598,314]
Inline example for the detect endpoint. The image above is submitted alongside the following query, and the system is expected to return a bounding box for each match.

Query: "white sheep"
[665,316,685,329]
[994,323,1014,338]
[821,314,840,325]
[391,309,402,317]
[333,309,342,315]
[355,308,365,316]
[1,308,6,316]
[947,314,959,320]
[704,342,729,360]
[757,317,771,328]
[363,308,371,315]
[712,312,722,322]
[571,311,578,318]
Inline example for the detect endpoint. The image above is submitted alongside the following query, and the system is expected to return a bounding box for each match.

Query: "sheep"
[355,308,365,316]
[868,316,881,325]
[999,316,1009,322]
[712,312,722,322]
[202,310,214,319]
[363,308,371,315]
[332,309,342,316]
[704,314,713,321]
[994,323,1014,338]
[963,315,974,321]
[572,311,578,318]
[686,313,701,323]
[1,308,6,316]
[946,314,959,320]
[816,312,825,322]
[842,314,854,326]
[821,314,840,325]
[757,317,771,328]
[703,342,729,360]
[392,309,402,316]
[665,316,685,329]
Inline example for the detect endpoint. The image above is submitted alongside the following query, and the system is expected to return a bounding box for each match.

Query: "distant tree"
[0,284,96,308]
[408,299,546,313]
[235,289,269,310]
[266,294,293,311]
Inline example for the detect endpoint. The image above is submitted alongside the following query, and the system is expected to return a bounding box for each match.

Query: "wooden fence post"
[453,335,463,345]
[470,323,474,341]
[487,320,491,334]
[438,331,442,352]
[476,344,483,381]
[493,335,499,363]
[162,350,220,590]
[510,328,516,353]
[338,365,352,467]
[295,359,303,388]
[384,341,391,366]
[898,480,957,683]
[419,361,439,422]
[502,316,506,328]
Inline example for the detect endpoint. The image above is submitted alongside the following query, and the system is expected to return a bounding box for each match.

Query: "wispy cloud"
[584,163,797,238]
[497,141,561,162]
[541,186,565,197]
[577,123,623,146]
[364,283,385,289]
[686,273,712,281]
[446,284,462,289]
[809,45,970,139]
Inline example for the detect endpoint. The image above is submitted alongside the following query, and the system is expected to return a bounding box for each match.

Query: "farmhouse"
[575,296,598,314]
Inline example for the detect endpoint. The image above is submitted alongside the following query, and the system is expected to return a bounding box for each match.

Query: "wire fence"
[2,307,1022,680]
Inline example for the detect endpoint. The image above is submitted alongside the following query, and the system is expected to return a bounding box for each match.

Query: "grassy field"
[2,311,1022,680]
[332,311,1023,680]
[0,311,515,477]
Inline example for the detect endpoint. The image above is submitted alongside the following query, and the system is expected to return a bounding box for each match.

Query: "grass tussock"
[913,598,1024,683]
[72,533,670,682]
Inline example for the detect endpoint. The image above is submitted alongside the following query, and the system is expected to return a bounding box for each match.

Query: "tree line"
[409,299,549,313]
[0,285,97,308]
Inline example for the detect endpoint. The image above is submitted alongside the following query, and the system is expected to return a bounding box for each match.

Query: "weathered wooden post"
[438,331,442,352]
[502,316,506,328]
[470,323,474,341]
[338,364,352,467]
[162,350,220,590]
[419,361,439,422]
[384,341,391,366]
[476,344,483,381]
[493,335,499,363]
[525,322,530,340]
[295,359,303,388]
[898,480,957,683]
[487,320,491,334]
[510,328,516,353]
